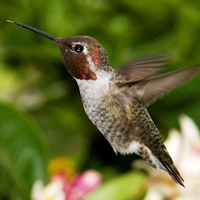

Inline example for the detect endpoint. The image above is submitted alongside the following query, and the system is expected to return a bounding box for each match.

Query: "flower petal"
[66,170,101,200]
[165,129,182,164]
[179,115,200,176]
[31,179,66,200]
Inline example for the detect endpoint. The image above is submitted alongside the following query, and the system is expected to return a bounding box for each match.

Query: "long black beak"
[7,20,59,43]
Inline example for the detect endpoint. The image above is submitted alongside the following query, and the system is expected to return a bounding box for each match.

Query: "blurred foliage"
[85,171,146,200]
[0,102,48,199]
[1,0,200,199]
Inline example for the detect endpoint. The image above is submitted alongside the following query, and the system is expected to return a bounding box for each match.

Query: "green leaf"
[85,171,146,200]
[0,101,49,200]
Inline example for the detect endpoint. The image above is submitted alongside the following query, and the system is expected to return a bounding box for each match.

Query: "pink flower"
[64,171,101,200]
[31,158,101,200]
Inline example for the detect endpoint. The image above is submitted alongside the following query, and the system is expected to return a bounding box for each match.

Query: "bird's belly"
[82,98,136,152]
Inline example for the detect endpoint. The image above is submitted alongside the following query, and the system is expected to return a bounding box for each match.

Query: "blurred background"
[1,0,200,199]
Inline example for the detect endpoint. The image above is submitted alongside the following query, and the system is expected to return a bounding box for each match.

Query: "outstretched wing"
[117,53,199,107]
[128,65,200,106]
[117,54,168,82]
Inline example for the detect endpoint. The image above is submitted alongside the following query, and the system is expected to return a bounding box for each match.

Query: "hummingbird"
[8,20,200,187]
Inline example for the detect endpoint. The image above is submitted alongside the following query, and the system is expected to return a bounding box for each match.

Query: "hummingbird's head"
[57,36,110,80]
[7,20,110,81]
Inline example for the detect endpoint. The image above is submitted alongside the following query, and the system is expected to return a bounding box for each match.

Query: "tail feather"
[159,158,185,187]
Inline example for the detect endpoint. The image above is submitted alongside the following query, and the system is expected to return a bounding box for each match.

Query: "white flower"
[144,115,200,200]
[31,179,65,200]
[31,164,101,200]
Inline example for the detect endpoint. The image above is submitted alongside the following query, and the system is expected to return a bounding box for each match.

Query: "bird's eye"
[75,44,84,53]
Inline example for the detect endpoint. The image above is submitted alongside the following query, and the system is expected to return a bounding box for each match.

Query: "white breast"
[75,70,111,101]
